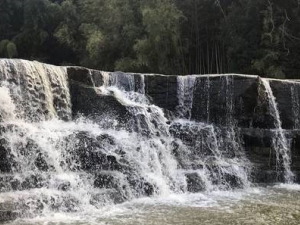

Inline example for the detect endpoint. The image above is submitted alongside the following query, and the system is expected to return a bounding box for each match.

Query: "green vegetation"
[0,0,299,78]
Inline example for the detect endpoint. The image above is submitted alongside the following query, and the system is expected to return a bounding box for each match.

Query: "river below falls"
[3,183,300,225]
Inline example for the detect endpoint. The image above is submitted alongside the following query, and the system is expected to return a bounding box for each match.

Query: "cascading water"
[0,61,188,220]
[1,59,298,224]
[176,75,196,119]
[261,78,294,183]
[173,75,251,192]
[291,83,300,129]
[0,59,72,122]
[0,60,106,217]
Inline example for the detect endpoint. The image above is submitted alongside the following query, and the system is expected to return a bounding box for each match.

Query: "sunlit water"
[2,184,300,225]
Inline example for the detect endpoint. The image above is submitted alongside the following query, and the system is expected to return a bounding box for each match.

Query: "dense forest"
[0,0,300,78]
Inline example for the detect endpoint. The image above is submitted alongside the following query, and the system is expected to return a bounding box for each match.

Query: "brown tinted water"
[4,184,300,225]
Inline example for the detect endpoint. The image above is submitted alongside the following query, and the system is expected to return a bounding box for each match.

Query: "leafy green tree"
[76,0,143,70]
[0,40,18,58]
[222,0,300,78]
[221,0,263,75]
[133,0,184,74]
[12,0,63,61]
[54,0,83,65]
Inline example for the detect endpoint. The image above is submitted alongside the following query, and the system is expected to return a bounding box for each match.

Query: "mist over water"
[0,59,299,224]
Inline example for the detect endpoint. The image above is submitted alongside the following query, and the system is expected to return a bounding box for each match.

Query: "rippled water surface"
[4,184,300,225]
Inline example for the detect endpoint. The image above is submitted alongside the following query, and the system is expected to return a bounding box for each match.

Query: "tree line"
[1,0,299,78]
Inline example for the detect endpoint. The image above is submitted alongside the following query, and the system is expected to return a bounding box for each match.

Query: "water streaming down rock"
[0,59,72,122]
[291,84,300,129]
[170,120,250,191]
[1,59,300,222]
[176,75,196,119]
[0,61,187,220]
[173,75,251,191]
[260,78,294,183]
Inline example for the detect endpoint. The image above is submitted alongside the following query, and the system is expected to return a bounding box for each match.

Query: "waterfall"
[0,59,72,122]
[174,75,251,191]
[225,76,234,126]
[170,120,251,191]
[176,75,196,119]
[261,78,294,183]
[1,59,298,222]
[0,63,187,219]
[291,84,300,129]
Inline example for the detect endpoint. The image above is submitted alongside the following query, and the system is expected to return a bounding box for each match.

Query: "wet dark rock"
[0,142,12,173]
[94,172,119,189]
[49,196,79,213]
[269,80,300,129]
[94,172,134,200]
[241,128,300,183]
[221,173,242,188]
[185,172,205,192]
[67,67,95,86]
[91,189,126,205]
[142,182,155,196]
[72,132,128,172]
[0,174,48,192]
[170,122,240,159]
[192,75,260,127]
[21,175,44,189]
[34,152,49,172]
[0,210,18,222]
[57,181,71,191]
[251,170,282,183]
[144,75,178,112]
[126,176,157,197]
[69,81,130,125]
[241,128,278,181]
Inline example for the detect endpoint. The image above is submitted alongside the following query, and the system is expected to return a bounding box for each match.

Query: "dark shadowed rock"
[144,75,178,112]
[185,172,205,192]
[269,80,300,129]
[67,67,95,86]
[69,81,130,124]
[0,210,18,222]
[70,132,128,172]
[192,75,260,127]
